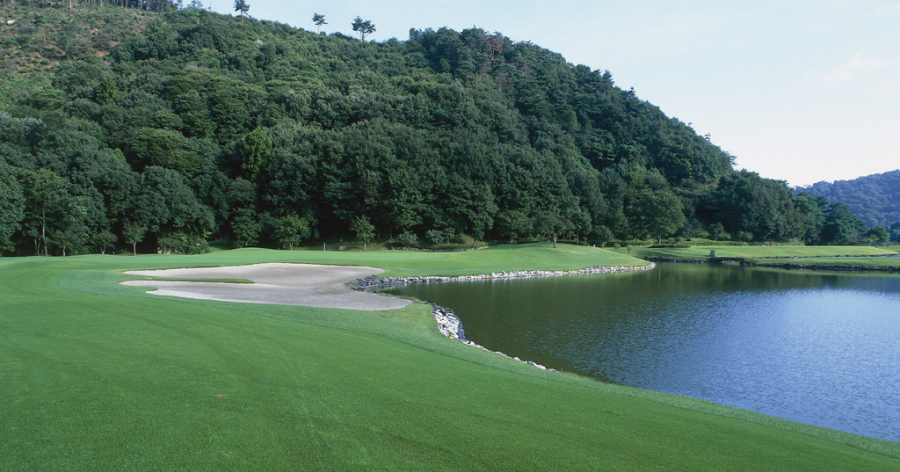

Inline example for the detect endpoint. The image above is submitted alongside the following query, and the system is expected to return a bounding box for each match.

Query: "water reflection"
[388,264,900,442]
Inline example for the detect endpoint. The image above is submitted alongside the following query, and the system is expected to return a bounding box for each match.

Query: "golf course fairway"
[1,244,898,470]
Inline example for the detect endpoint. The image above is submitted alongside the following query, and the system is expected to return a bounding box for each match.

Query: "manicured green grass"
[625,245,898,261]
[125,242,651,278]
[2,245,898,470]
[748,256,900,270]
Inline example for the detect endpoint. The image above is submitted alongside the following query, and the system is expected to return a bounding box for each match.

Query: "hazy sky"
[207,0,900,186]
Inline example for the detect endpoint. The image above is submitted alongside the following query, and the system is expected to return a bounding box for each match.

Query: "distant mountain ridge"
[798,170,900,228]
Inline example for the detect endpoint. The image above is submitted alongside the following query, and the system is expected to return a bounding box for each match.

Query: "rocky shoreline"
[430,303,559,370]
[348,263,656,372]
[347,264,656,290]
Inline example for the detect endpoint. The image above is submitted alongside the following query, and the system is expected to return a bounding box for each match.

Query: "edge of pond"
[347,263,656,371]
[641,256,900,272]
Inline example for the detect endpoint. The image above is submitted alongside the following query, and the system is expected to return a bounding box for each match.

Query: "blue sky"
[206,0,900,186]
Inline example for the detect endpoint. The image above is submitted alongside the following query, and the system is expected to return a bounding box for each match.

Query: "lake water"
[388,263,900,442]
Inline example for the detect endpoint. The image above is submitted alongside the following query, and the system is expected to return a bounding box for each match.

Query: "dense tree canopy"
[800,170,900,229]
[0,4,877,255]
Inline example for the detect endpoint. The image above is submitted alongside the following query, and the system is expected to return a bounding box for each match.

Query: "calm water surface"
[389,263,900,442]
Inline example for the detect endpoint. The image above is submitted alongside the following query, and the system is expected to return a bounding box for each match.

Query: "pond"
[388,263,900,442]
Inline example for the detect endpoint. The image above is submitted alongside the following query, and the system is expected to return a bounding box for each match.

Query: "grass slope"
[2,244,898,470]
[627,245,898,261]
[748,256,900,270]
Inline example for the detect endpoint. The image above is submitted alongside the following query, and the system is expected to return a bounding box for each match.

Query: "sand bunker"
[121,263,411,311]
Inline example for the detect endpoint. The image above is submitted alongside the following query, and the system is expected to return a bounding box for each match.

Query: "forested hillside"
[0,3,877,255]
[799,171,900,232]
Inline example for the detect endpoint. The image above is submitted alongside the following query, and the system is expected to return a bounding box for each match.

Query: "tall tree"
[821,202,866,245]
[312,13,326,34]
[497,210,531,244]
[241,127,273,183]
[350,215,375,250]
[131,166,213,251]
[23,169,69,257]
[231,214,261,248]
[122,222,147,256]
[593,225,614,248]
[628,190,686,244]
[273,214,309,250]
[533,211,568,248]
[0,164,25,255]
[351,17,375,41]
[129,128,199,177]
[92,229,118,255]
[866,226,889,246]
[234,0,249,20]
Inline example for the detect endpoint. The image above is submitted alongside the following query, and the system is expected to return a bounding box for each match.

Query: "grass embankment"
[625,245,900,270]
[748,256,900,270]
[2,244,898,470]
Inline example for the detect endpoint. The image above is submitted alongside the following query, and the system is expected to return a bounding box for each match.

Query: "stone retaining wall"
[348,263,655,291]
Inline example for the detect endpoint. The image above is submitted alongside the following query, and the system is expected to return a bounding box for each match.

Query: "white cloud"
[807,53,888,84]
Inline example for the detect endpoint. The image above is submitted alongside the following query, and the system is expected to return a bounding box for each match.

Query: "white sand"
[121,263,410,311]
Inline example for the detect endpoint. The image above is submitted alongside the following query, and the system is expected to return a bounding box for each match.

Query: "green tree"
[94,77,118,106]
[122,222,147,256]
[234,0,249,20]
[497,210,531,244]
[425,228,447,246]
[50,194,89,257]
[865,226,889,246]
[395,232,417,249]
[352,17,375,41]
[350,215,376,250]
[241,127,274,182]
[131,166,214,250]
[703,171,796,242]
[55,229,86,257]
[593,225,613,248]
[709,222,728,241]
[568,207,593,245]
[23,169,68,257]
[533,211,568,248]
[821,203,866,245]
[0,164,25,255]
[274,214,310,250]
[231,214,261,248]
[628,190,686,244]
[129,128,199,177]
[92,229,118,255]
[312,13,326,33]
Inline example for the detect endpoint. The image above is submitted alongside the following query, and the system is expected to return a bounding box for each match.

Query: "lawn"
[1,244,898,470]
[748,256,900,270]
[625,245,898,262]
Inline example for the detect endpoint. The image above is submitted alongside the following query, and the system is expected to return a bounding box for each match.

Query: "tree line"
[0,6,886,256]
[799,170,900,239]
